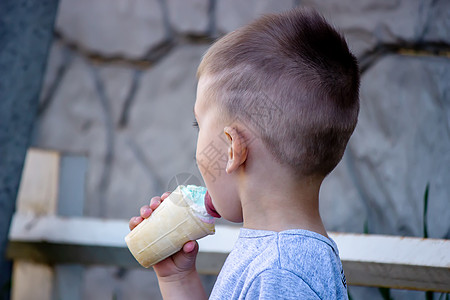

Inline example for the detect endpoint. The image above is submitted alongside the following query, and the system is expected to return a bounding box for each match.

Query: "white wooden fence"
[7,149,450,299]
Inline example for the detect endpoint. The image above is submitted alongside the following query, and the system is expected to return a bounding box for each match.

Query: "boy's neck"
[238,160,328,237]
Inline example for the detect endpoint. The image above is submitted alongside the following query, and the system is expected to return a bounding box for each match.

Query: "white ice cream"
[180,185,215,224]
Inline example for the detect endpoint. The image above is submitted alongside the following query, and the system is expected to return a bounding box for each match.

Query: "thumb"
[183,240,198,253]
[172,241,199,271]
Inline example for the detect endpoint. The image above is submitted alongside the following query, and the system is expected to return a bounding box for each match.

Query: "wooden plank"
[11,262,53,300]
[8,241,139,268]
[15,148,60,215]
[8,215,450,292]
[11,148,60,300]
[8,214,231,271]
[332,232,450,292]
[9,214,129,248]
[8,214,136,267]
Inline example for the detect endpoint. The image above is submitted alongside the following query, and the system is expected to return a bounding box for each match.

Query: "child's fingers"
[149,196,161,210]
[160,191,171,201]
[182,241,197,253]
[140,205,152,219]
[129,216,143,231]
[149,192,170,212]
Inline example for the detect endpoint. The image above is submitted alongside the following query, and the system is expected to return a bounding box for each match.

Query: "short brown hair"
[198,7,360,177]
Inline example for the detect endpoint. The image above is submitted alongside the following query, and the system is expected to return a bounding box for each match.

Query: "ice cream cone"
[125,185,215,268]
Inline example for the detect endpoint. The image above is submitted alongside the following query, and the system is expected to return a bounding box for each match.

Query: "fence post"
[10,149,88,300]
[11,149,60,300]
[53,154,87,300]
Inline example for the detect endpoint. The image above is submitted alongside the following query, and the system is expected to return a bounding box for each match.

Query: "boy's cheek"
[197,157,228,183]
[196,144,228,183]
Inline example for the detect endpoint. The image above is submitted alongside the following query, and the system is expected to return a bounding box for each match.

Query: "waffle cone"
[125,186,215,268]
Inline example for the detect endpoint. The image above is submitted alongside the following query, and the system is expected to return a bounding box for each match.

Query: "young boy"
[129,7,359,299]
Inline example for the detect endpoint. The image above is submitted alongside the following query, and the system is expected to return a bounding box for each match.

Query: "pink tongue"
[204,191,221,218]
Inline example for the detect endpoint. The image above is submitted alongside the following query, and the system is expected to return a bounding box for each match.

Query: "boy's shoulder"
[237,228,340,273]
[209,229,348,300]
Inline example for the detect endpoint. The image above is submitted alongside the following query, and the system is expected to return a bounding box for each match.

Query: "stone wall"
[33,0,449,299]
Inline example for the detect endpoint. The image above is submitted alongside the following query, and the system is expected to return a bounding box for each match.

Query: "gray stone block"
[349,54,450,238]
[301,0,432,55]
[167,0,210,34]
[34,43,209,219]
[416,0,450,43]
[216,0,294,33]
[126,43,209,205]
[320,152,367,233]
[35,55,101,154]
[55,0,166,59]
[34,53,113,216]
[38,41,72,103]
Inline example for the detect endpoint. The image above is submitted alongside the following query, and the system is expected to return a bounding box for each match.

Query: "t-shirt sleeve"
[244,269,321,300]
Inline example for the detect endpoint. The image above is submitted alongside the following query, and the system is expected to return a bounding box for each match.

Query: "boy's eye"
[192,120,199,130]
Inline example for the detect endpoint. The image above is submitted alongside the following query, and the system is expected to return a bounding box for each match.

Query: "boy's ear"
[224,126,248,174]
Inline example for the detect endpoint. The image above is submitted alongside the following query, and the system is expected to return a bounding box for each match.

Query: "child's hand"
[128,192,200,281]
[128,191,172,230]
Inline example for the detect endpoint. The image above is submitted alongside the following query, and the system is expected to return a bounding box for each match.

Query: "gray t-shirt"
[209,228,348,300]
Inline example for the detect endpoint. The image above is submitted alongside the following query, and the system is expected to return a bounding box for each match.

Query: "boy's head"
[197,7,360,178]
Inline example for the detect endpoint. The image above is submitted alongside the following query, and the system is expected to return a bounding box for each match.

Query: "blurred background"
[2,0,449,299]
